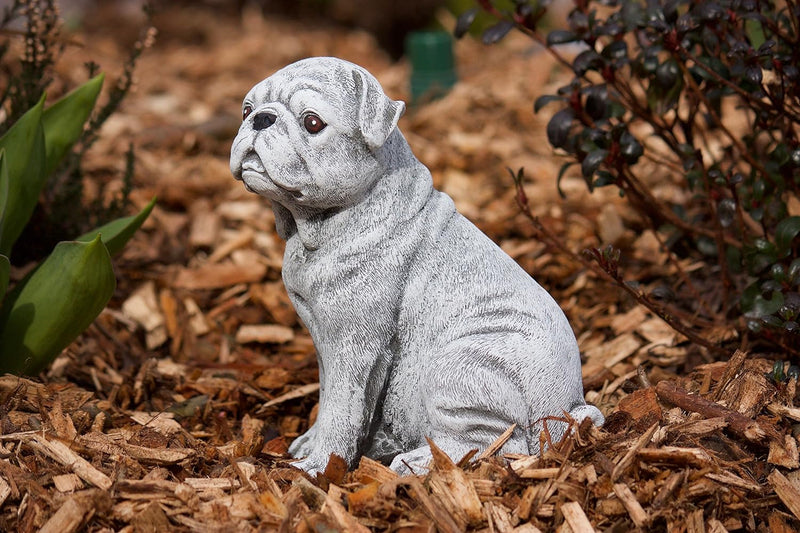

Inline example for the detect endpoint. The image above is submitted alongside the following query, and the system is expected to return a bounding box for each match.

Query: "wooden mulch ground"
[1,5,799,532]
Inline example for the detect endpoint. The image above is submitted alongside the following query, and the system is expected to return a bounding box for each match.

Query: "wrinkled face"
[230,58,403,211]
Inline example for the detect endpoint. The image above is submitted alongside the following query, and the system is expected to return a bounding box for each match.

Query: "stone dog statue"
[230,57,604,475]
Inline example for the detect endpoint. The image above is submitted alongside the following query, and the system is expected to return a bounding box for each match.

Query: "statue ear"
[352,68,405,151]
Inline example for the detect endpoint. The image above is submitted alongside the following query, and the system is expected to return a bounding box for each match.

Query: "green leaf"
[740,281,760,313]
[0,254,8,306]
[745,18,766,51]
[76,197,156,256]
[725,245,743,274]
[581,149,608,182]
[790,258,800,284]
[0,150,8,239]
[775,216,800,257]
[556,162,576,199]
[749,291,784,319]
[0,97,46,256]
[41,73,104,177]
[546,29,579,46]
[0,235,115,375]
[534,95,564,113]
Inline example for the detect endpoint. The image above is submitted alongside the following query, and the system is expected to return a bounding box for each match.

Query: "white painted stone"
[230,57,603,475]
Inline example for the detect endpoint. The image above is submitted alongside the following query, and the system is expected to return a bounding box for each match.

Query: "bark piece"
[686,509,705,533]
[189,208,221,248]
[769,469,800,521]
[704,471,761,492]
[613,483,649,528]
[560,501,595,532]
[0,475,10,507]
[258,383,320,411]
[769,435,800,469]
[121,281,167,349]
[173,261,267,289]
[717,364,775,418]
[354,456,398,485]
[130,501,172,532]
[637,446,713,468]
[52,474,83,493]
[652,470,686,508]
[27,434,112,490]
[478,423,517,460]
[208,227,254,263]
[427,437,484,528]
[322,489,371,533]
[710,349,747,401]
[617,387,662,429]
[235,323,295,344]
[407,476,463,533]
[583,333,641,371]
[707,518,729,533]
[612,422,659,481]
[519,467,561,480]
[485,501,515,532]
[250,281,298,327]
[39,494,96,533]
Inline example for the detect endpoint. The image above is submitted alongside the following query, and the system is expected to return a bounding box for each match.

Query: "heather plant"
[457,0,800,355]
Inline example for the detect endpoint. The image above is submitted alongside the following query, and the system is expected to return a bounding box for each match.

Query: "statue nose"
[252,112,277,131]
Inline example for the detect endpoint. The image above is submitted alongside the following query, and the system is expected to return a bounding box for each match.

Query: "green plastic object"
[406,31,457,103]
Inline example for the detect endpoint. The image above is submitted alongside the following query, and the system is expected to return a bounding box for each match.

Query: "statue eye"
[303,113,327,134]
[242,105,253,120]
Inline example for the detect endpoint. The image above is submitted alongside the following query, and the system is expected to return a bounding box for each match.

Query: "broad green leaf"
[41,73,104,177]
[76,197,156,256]
[745,19,766,51]
[740,282,760,314]
[0,98,46,256]
[775,216,800,257]
[750,291,784,319]
[0,235,114,375]
[0,150,8,239]
[0,254,8,306]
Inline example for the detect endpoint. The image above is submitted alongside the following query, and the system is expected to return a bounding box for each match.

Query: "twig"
[648,221,715,319]
[514,179,727,356]
[675,52,776,182]
[655,381,768,445]
[679,46,800,124]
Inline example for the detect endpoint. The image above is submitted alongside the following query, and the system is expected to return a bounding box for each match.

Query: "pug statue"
[230,57,604,475]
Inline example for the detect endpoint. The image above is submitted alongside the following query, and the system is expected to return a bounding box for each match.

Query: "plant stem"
[514,181,728,357]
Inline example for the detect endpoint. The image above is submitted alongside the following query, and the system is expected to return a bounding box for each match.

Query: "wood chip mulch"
[2,6,799,532]
[3,354,800,532]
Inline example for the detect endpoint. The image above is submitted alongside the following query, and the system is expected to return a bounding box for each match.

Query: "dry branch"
[655,381,768,444]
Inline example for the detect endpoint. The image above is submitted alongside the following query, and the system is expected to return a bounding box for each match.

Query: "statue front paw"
[288,423,318,458]
[288,424,361,476]
[291,453,330,476]
[389,447,434,475]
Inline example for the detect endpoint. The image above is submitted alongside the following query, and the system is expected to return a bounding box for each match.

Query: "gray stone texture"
[230,57,604,475]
